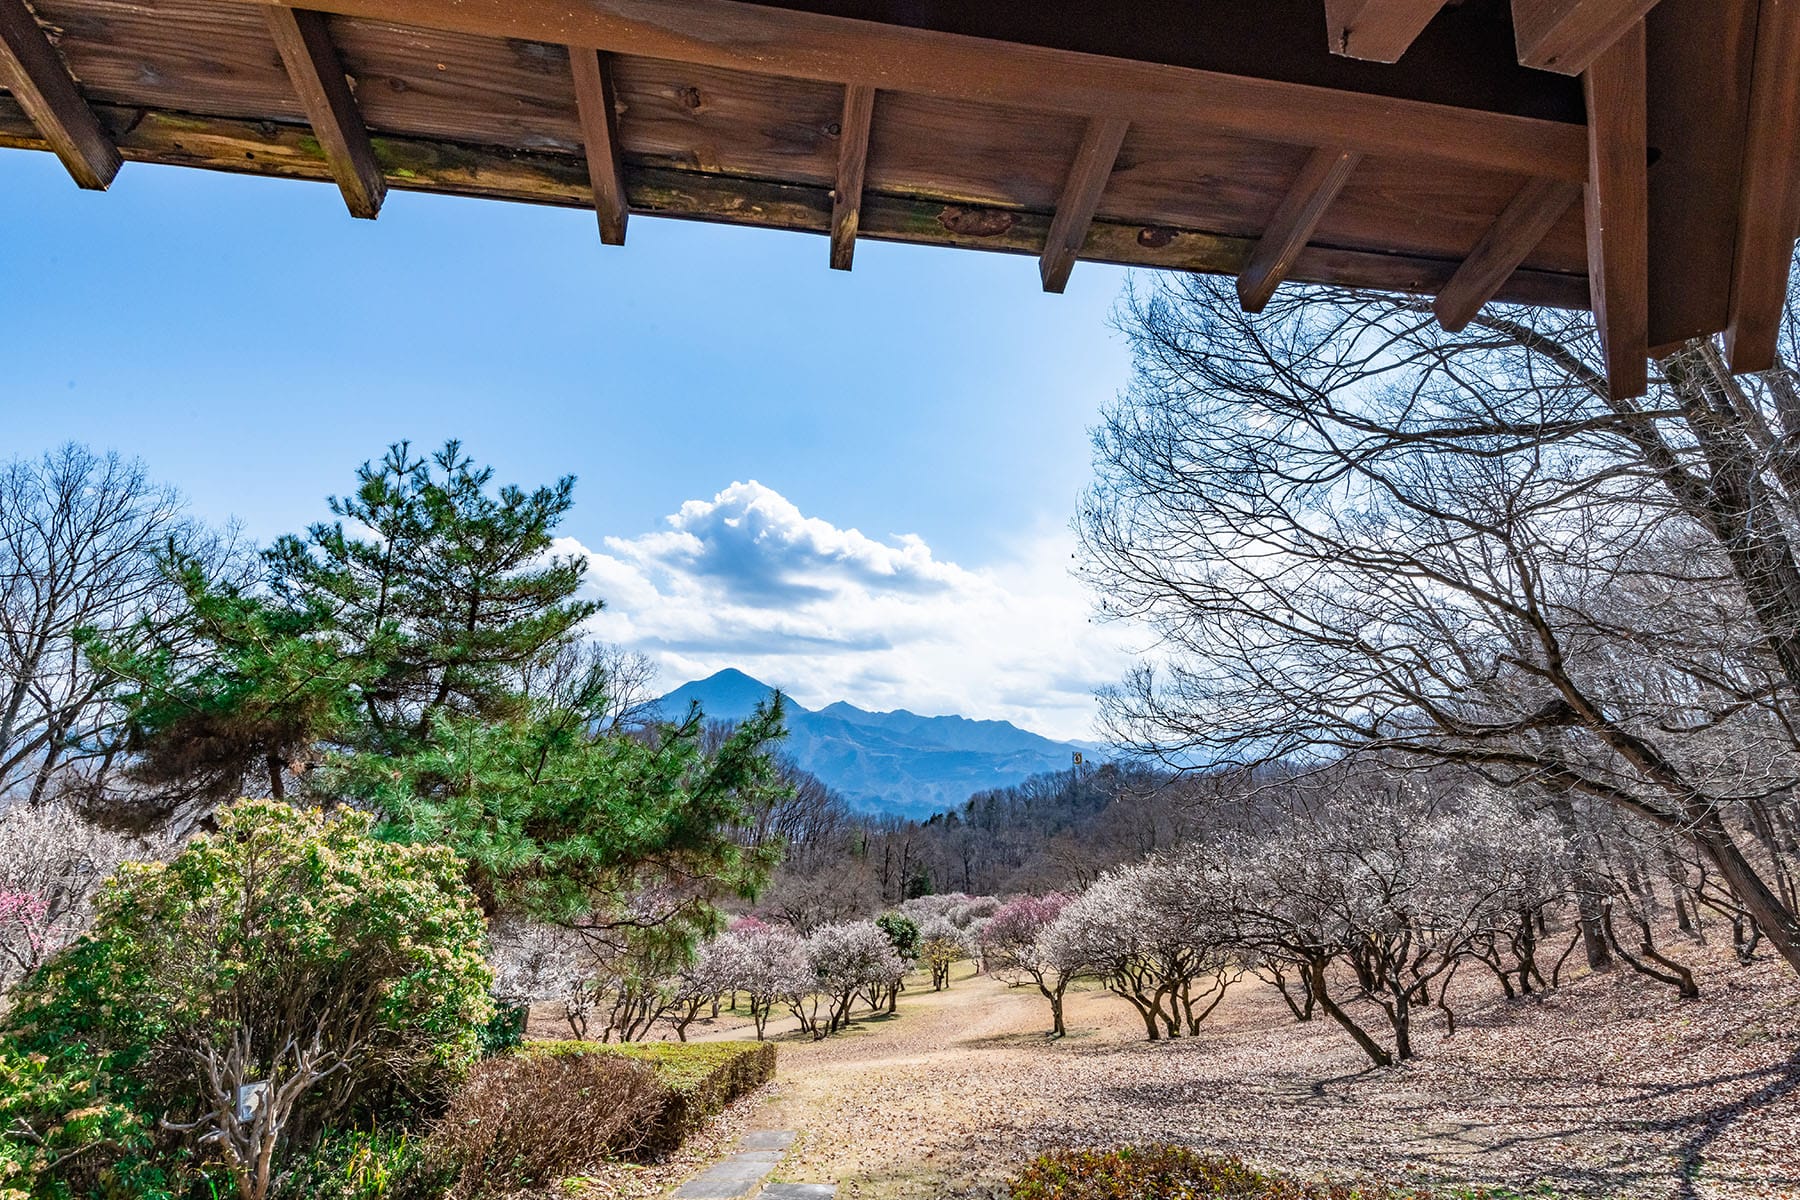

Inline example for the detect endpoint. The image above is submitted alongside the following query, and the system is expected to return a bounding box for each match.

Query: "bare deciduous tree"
[1082,269,1800,976]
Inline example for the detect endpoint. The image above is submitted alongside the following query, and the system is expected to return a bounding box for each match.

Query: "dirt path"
[680,953,1800,1200]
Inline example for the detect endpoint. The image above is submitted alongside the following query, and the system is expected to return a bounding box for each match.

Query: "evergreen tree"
[265,439,597,754]
[333,695,793,931]
[83,558,374,814]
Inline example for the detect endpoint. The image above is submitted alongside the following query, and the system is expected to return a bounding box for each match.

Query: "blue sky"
[1,151,1138,738]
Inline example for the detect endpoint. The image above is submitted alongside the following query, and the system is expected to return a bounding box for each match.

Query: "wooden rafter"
[1323,0,1452,63]
[241,0,1588,183]
[0,97,1592,313]
[1581,21,1649,399]
[1725,0,1800,373]
[569,47,629,245]
[1435,177,1583,332]
[1237,146,1361,314]
[1040,116,1130,294]
[0,0,117,188]
[264,5,384,218]
[1513,0,1665,75]
[829,83,875,271]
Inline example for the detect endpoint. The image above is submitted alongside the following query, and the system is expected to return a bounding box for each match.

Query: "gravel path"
[679,948,1800,1200]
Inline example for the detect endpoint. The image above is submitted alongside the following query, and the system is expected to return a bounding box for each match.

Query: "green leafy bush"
[1,799,493,1199]
[272,1128,454,1200]
[0,1047,175,1200]
[1008,1148,1466,1200]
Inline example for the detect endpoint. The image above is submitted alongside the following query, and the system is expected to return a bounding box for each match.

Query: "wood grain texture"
[264,6,383,216]
[1582,21,1649,399]
[1238,145,1361,313]
[1645,0,1757,352]
[237,0,1590,181]
[1040,115,1129,293]
[0,0,117,187]
[829,82,874,270]
[1323,0,1451,63]
[570,46,628,243]
[1513,0,1665,74]
[1725,0,1800,372]
[1435,176,1582,330]
[0,95,1591,311]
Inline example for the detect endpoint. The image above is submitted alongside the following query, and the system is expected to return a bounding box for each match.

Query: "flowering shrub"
[1,799,493,1200]
[706,924,810,1038]
[1008,1147,1459,1200]
[0,803,150,992]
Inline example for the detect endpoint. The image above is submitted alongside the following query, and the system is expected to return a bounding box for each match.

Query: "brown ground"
[647,945,1800,1200]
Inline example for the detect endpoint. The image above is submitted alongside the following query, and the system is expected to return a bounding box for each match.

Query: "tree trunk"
[1691,811,1800,976]
[1307,959,1392,1068]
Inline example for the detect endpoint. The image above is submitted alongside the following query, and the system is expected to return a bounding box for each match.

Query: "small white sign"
[235,1080,269,1124]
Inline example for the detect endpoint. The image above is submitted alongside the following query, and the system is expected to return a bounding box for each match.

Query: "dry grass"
[660,944,1800,1200]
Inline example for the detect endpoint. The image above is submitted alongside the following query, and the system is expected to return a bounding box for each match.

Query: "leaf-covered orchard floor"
[675,948,1800,1200]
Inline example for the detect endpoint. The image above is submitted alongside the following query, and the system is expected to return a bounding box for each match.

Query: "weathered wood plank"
[1323,0,1451,62]
[1040,115,1129,293]
[0,97,1592,310]
[569,46,628,244]
[1513,0,1665,75]
[238,0,1590,181]
[829,83,874,271]
[264,5,384,217]
[1645,0,1757,353]
[1725,0,1800,373]
[0,0,117,187]
[1582,20,1649,399]
[1435,177,1583,331]
[1238,145,1361,313]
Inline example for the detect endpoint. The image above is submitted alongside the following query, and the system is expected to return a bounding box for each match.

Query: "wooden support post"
[1513,0,1665,74]
[1725,0,1800,374]
[1040,116,1129,294]
[264,6,384,218]
[1581,20,1649,399]
[1237,145,1361,314]
[1435,177,1583,331]
[1323,0,1452,62]
[0,0,118,189]
[829,83,875,271]
[569,47,629,245]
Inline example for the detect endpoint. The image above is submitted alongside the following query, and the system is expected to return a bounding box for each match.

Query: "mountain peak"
[653,668,800,723]
[653,669,1103,816]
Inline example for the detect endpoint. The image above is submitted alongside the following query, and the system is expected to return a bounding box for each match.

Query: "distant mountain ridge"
[653,669,1103,817]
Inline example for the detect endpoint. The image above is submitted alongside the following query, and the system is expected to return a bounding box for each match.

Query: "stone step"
[671,1130,835,1200]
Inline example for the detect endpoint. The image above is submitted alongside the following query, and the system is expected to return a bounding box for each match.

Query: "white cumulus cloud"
[555,481,1133,741]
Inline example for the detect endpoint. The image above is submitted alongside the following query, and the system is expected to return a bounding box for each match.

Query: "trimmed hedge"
[525,1040,777,1158]
[1009,1148,1484,1200]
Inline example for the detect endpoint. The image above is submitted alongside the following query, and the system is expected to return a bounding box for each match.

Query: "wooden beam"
[829,83,875,271]
[1323,0,1452,63]
[263,6,384,218]
[243,0,1589,183]
[1435,177,1582,331]
[0,0,117,188]
[1645,0,1758,352]
[569,47,629,244]
[1581,20,1649,399]
[0,96,1593,312]
[1725,0,1800,373]
[1237,146,1361,313]
[1040,116,1130,293]
[1513,0,1664,74]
